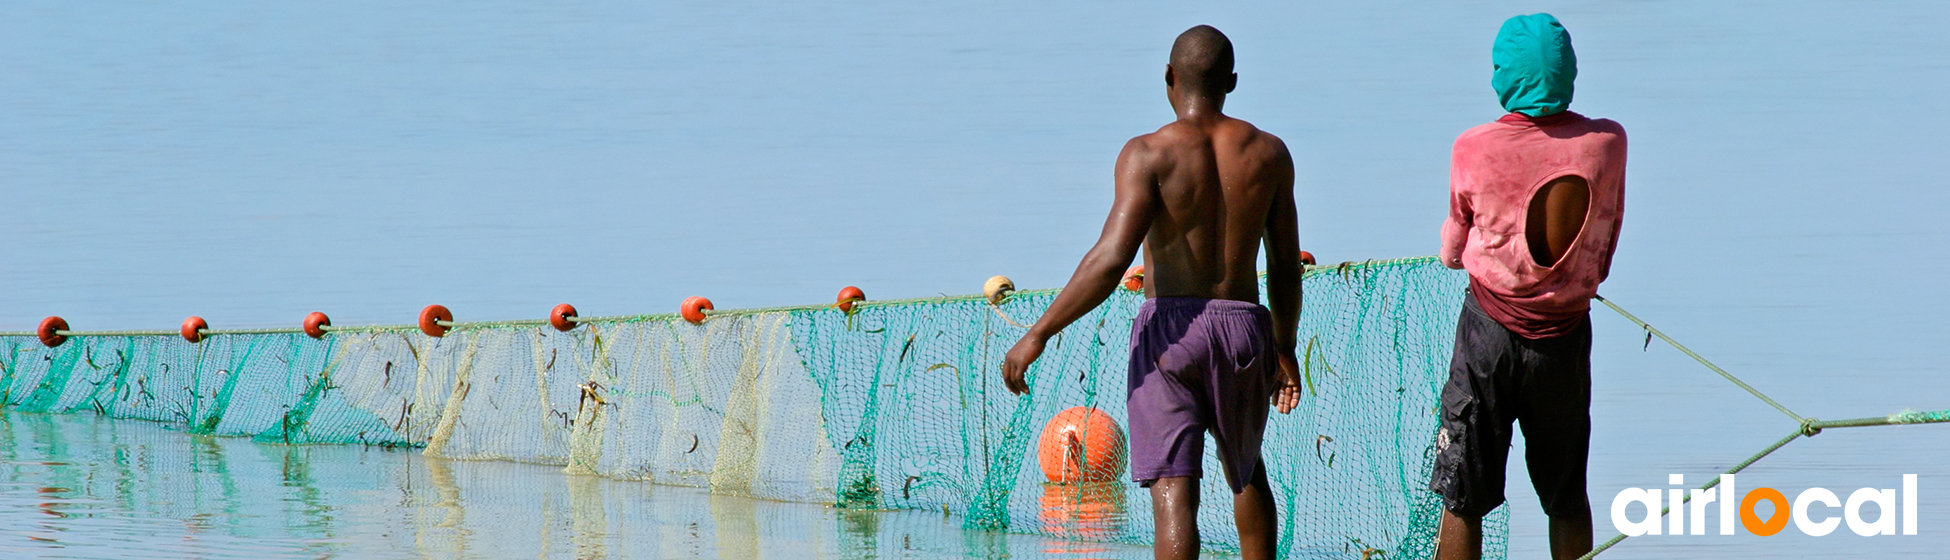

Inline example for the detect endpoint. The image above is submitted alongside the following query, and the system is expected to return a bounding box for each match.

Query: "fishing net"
[0,256,1505,559]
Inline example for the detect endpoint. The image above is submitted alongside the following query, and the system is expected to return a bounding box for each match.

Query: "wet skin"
[1000,60,1303,560]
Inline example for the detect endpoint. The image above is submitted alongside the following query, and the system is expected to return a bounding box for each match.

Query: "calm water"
[1,1,1948,558]
[0,409,1151,559]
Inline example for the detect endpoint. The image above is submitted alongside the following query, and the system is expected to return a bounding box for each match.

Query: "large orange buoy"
[181,316,209,343]
[1299,250,1316,266]
[419,304,453,337]
[1036,406,1127,483]
[836,286,865,314]
[1121,266,1144,291]
[680,296,713,324]
[303,312,331,339]
[550,303,579,332]
[38,316,68,348]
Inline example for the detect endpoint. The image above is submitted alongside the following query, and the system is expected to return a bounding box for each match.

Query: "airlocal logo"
[1611,474,1918,537]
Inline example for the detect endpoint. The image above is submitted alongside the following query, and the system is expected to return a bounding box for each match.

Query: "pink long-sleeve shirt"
[1440,111,1627,339]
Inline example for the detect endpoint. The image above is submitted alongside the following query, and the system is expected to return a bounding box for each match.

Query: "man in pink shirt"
[1429,14,1626,560]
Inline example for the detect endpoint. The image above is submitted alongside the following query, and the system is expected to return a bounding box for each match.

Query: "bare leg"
[1232,460,1277,560]
[1435,510,1483,560]
[1548,509,1593,560]
[1149,477,1200,560]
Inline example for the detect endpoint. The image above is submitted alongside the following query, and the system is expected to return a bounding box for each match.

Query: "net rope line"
[1578,295,1950,560]
[0,257,1431,338]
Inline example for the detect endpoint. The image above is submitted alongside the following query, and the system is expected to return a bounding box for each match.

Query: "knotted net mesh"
[0,257,1505,558]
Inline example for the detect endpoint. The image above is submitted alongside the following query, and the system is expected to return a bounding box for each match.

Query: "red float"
[550,303,579,332]
[836,286,865,314]
[419,304,453,337]
[1122,266,1144,291]
[680,296,713,324]
[181,316,209,343]
[37,316,68,348]
[303,312,331,339]
[1036,406,1127,483]
[1299,250,1316,266]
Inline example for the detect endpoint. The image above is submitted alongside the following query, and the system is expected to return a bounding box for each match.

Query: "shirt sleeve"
[1440,139,1473,270]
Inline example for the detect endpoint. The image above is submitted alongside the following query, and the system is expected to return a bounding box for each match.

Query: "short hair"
[1170,25,1235,96]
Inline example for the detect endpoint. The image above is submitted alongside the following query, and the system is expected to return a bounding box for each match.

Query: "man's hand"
[1001,333,1047,395]
[1273,351,1302,414]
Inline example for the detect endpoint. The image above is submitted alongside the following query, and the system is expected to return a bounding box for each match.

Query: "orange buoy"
[1299,250,1316,266]
[1121,266,1144,291]
[836,286,865,314]
[181,316,209,343]
[419,304,453,337]
[680,296,713,324]
[37,316,68,348]
[303,312,331,339]
[550,303,579,332]
[1036,406,1127,483]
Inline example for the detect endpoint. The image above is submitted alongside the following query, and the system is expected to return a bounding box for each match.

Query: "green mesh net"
[0,256,1505,559]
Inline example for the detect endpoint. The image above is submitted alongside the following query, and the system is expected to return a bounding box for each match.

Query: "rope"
[1580,295,1950,559]
[2,259,1420,340]
[1592,295,1804,423]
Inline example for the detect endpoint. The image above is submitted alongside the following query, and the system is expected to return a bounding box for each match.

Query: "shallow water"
[0,409,1152,559]
[1,0,1948,558]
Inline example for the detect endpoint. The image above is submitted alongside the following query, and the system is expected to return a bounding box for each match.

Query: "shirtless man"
[1430,14,1626,560]
[1000,25,1303,560]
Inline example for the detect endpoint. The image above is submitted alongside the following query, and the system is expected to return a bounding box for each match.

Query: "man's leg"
[1436,510,1484,560]
[1150,476,1201,560]
[1519,313,1594,560]
[1549,509,1594,560]
[1232,460,1277,560]
[1429,292,1514,560]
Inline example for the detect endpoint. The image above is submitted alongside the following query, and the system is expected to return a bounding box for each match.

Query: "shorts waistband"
[1138,297,1270,315]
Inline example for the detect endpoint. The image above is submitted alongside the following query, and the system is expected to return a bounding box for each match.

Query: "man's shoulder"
[1453,119,1512,147]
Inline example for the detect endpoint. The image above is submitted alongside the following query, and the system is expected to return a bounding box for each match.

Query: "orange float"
[835,286,865,314]
[181,316,208,343]
[680,296,713,324]
[1036,406,1127,483]
[1299,250,1316,266]
[1121,266,1144,291]
[550,303,579,332]
[419,304,453,337]
[303,312,331,339]
[37,316,68,348]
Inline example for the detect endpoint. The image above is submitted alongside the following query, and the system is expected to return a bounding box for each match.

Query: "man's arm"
[1261,141,1303,414]
[1440,143,1472,270]
[1000,138,1158,395]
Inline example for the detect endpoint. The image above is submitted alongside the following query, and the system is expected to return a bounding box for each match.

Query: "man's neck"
[1172,96,1227,122]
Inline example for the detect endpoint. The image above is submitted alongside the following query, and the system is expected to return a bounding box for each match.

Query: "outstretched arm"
[1000,139,1158,395]
[1261,143,1303,414]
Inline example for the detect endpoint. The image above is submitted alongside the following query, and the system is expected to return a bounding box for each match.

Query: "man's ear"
[1164,65,1177,89]
[1225,72,1238,94]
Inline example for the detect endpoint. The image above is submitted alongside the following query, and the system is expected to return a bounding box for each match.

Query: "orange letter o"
[1741,487,1790,536]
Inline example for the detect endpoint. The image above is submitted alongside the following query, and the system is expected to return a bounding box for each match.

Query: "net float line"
[0,259,1423,346]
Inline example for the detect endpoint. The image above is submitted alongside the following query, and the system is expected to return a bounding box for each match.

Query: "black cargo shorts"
[1428,289,1592,519]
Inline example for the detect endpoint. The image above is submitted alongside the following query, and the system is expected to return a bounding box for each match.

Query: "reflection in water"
[1038,483,1129,558]
[572,474,610,560]
[0,410,1153,559]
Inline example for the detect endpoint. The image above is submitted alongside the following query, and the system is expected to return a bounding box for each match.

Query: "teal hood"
[1492,13,1577,117]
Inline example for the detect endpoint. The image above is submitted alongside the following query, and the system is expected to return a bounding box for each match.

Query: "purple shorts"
[1126,297,1276,494]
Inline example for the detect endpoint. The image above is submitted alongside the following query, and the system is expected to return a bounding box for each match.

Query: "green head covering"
[1491,13,1577,117]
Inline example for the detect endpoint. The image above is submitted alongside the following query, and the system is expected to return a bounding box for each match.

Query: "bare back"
[1125,117,1295,302]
